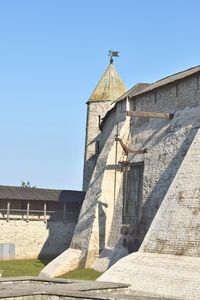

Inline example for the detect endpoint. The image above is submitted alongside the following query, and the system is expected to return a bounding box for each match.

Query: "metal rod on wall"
[113,123,119,207]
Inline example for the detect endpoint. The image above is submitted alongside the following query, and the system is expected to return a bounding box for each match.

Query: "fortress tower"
[83,56,127,191]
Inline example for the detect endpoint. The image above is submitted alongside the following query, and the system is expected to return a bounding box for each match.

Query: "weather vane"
[109,50,119,64]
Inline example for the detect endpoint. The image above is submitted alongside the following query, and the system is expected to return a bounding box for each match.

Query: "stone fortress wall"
[0,188,85,260]
[98,112,200,300]
[72,72,200,270]
[0,219,77,259]
[83,101,112,192]
[41,67,200,280]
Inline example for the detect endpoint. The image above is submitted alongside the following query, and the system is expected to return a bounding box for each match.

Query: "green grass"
[0,259,102,280]
[59,268,102,280]
[0,259,48,277]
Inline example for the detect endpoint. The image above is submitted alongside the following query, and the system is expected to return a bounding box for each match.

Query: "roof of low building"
[117,65,200,101]
[89,62,127,102]
[0,185,85,202]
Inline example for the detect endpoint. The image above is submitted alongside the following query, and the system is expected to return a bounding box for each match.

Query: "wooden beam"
[115,137,147,155]
[127,111,174,120]
[44,201,47,223]
[7,200,10,221]
[63,202,66,221]
[26,201,30,222]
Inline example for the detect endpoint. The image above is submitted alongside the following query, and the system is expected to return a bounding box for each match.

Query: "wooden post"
[44,201,47,223]
[26,201,30,222]
[63,202,66,221]
[7,200,10,221]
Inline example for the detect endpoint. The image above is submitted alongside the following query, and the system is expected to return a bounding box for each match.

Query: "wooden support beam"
[106,164,121,170]
[44,201,47,223]
[63,202,66,221]
[127,111,174,120]
[26,201,30,222]
[115,137,147,156]
[7,200,10,221]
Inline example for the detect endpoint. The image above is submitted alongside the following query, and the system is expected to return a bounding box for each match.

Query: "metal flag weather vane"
[109,50,119,63]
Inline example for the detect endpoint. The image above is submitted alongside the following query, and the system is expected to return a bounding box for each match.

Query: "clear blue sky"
[0,0,199,190]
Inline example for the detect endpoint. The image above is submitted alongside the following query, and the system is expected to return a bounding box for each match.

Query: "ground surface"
[0,277,166,299]
[0,259,101,280]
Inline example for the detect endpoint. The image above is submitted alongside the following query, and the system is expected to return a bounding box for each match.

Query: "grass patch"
[0,259,49,277]
[0,260,102,281]
[59,268,102,280]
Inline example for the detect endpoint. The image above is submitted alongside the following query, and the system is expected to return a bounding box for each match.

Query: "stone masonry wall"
[71,119,128,266]
[131,75,200,113]
[95,74,200,250]
[140,127,200,256]
[83,101,112,191]
[58,72,200,273]
[128,106,200,240]
[0,220,76,259]
[97,93,200,300]
[124,75,200,241]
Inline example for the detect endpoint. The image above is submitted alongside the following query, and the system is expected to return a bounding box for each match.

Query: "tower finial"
[108,50,119,64]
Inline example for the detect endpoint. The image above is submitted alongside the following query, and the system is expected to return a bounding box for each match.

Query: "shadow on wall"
[104,123,200,258]
[38,191,85,263]
[139,125,199,243]
[83,132,102,192]
[70,190,105,262]
[71,140,113,258]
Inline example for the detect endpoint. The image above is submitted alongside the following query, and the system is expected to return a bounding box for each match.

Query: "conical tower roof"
[89,62,127,102]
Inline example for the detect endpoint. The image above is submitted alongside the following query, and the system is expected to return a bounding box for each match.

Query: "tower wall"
[83,101,111,191]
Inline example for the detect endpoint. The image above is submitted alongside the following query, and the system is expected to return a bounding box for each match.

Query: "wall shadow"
[138,125,199,244]
[38,190,85,263]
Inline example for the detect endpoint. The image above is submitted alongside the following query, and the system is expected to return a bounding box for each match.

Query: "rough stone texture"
[1,276,175,299]
[39,248,83,277]
[91,76,200,268]
[140,127,200,256]
[91,104,200,270]
[98,252,200,300]
[0,220,76,259]
[92,236,128,272]
[129,106,200,241]
[43,70,200,277]
[97,113,200,299]
[72,119,129,268]
[96,75,200,250]
[83,101,112,191]
[0,277,129,300]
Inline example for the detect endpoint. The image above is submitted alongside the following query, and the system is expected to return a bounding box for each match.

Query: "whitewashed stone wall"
[98,126,200,300]
[140,127,200,256]
[83,101,112,191]
[122,75,200,242]
[90,75,200,263]
[98,252,200,300]
[44,72,200,276]
[127,107,199,241]
[0,220,76,259]
[71,119,130,266]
